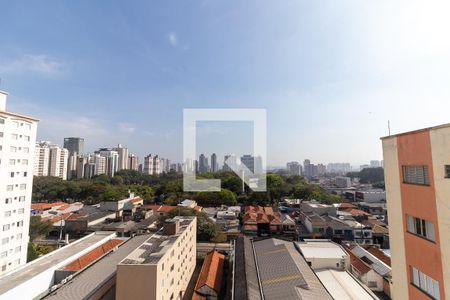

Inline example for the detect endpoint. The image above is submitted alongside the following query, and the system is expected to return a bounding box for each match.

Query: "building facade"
[382,125,449,300]
[116,217,197,300]
[0,90,39,274]
[63,137,84,156]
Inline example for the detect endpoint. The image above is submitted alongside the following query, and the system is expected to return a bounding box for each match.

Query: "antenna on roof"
[388,120,391,136]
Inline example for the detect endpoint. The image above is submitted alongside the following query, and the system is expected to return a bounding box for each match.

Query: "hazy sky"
[1,1,450,167]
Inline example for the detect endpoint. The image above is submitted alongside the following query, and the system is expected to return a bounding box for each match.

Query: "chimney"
[0,90,8,111]
[163,218,180,235]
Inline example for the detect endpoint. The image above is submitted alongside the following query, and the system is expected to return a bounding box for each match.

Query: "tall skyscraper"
[223,154,237,172]
[0,90,39,274]
[113,144,129,171]
[63,137,84,156]
[240,155,255,173]
[198,154,209,173]
[382,125,448,300]
[210,153,218,172]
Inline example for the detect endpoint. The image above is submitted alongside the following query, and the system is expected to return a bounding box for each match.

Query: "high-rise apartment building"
[34,141,69,180]
[287,161,302,175]
[34,142,50,177]
[63,137,84,156]
[0,90,39,274]
[198,154,209,173]
[382,125,449,300]
[116,216,197,300]
[210,153,218,172]
[223,154,237,172]
[96,149,119,177]
[143,154,161,175]
[128,154,139,171]
[113,144,129,171]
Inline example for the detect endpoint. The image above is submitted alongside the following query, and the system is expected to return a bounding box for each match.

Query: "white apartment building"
[0,90,38,275]
[34,142,49,176]
[34,141,69,180]
[96,149,119,177]
[143,154,161,175]
[49,145,68,180]
[113,144,129,171]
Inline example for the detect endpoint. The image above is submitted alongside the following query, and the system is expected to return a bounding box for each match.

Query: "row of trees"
[32,170,342,206]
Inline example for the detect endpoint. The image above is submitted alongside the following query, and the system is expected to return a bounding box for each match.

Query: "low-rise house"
[357,202,386,217]
[300,200,337,217]
[143,205,177,216]
[322,215,354,241]
[344,243,392,295]
[281,214,296,232]
[344,220,373,245]
[243,206,284,236]
[300,211,327,236]
[178,199,197,209]
[193,251,225,299]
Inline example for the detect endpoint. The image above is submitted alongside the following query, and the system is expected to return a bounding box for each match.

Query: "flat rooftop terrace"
[0,231,114,295]
[43,234,151,300]
[120,216,195,265]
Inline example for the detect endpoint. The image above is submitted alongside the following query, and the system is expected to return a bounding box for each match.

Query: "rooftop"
[120,216,195,265]
[252,238,332,300]
[0,232,115,296]
[380,122,450,140]
[315,269,378,300]
[194,251,225,297]
[43,234,151,300]
[296,240,348,260]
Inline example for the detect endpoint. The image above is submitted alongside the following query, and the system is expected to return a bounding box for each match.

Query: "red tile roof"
[243,213,257,224]
[348,209,371,216]
[57,204,70,211]
[257,212,270,224]
[363,245,391,266]
[143,205,178,214]
[42,212,72,224]
[31,201,66,211]
[63,239,123,271]
[130,197,143,204]
[339,203,357,209]
[345,247,371,274]
[194,251,225,297]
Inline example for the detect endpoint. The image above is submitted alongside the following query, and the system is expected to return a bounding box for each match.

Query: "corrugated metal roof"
[351,245,391,277]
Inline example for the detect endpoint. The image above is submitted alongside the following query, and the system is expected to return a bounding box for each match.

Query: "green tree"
[29,216,53,241]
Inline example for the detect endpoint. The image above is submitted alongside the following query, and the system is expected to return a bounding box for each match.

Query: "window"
[18,208,24,214]
[4,211,11,217]
[0,118,4,124]
[23,135,30,142]
[19,196,25,202]
[0,251,7,258]
[10,172,14,178]
[3,224,10,231]
[10,146,16,152]
[6,185,13,191]
[19,184,26,190]
[1,238,9,245]
[403,165,430,185]
[9,159,15,165]
[23,147,29,153]
[411,266,440,299]
[16,233,22,239]
[15,246,21,253]
[407,215,435,241]
[22,159,28,165]
[11,134,17,140]
[17,221,23,227]
[5,198,12,204]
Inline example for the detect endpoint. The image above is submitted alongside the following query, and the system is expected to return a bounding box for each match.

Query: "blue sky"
[1,1,450,167]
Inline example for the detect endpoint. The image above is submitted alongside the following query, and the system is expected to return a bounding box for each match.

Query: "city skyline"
[3,1,450,165]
